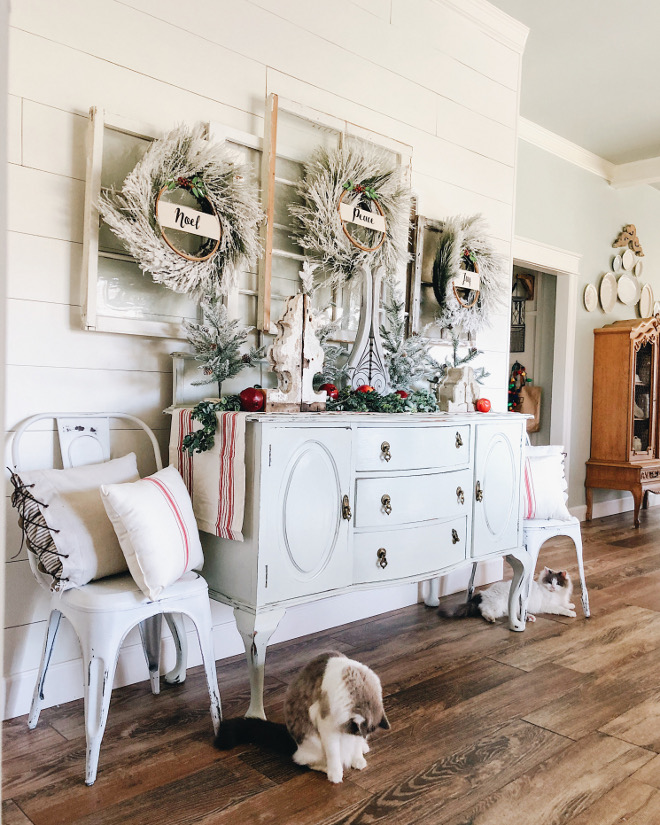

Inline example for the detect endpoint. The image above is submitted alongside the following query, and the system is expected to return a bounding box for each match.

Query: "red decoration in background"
[239,387,265,412]
[395,390,409,399]
[356,384,375,393]
[475,398,491,413]
[319,383,339,400]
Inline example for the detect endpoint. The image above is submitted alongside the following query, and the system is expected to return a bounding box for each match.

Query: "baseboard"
[3,565,504,720]
[570,491,660,523]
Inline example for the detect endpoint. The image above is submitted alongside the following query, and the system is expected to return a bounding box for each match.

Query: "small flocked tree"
[380,292,442,390]
[184,297,264,397]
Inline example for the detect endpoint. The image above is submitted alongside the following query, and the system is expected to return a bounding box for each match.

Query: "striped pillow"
[101,465,204,600]
[523,445,571,521]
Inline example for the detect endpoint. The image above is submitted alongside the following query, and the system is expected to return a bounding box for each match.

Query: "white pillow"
[101,465,204,600]
[523,445,571,521]
[17,453,139,590]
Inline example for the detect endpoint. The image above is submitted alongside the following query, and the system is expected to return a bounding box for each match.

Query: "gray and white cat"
[215,651,390,784]
[439,567,576,623]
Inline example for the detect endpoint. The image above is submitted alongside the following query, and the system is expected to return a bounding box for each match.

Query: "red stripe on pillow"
[144,476,190,574]
[524,457,536,519]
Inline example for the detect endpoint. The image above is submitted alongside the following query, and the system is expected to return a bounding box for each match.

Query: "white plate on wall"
[634,259,644,278]
[600,272,617,313]
[640,283,654,318]
[612,254,622,273]
[618,272,639,306]
[584,283,598,312]
[622,248,635,271]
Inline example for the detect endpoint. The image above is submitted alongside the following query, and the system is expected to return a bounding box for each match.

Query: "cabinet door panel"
[260,427,352,601]
[472,422,522,557]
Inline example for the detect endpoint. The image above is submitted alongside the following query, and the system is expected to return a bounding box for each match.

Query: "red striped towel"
[169,409,247,541]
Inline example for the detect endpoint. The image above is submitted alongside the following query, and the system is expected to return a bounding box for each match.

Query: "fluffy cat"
[215,651,390,783]
[439,567,576,623]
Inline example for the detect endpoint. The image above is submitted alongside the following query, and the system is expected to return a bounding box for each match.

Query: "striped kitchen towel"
[169,409,247,541]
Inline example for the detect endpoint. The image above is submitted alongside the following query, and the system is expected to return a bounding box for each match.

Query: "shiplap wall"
[4,0,528,718]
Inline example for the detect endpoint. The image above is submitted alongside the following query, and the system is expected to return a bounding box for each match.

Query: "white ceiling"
[488,0,660,166]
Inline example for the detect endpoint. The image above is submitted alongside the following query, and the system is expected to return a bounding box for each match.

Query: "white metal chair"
[11,412,221,785]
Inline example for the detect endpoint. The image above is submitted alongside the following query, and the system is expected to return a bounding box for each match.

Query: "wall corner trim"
[433,0,529,52]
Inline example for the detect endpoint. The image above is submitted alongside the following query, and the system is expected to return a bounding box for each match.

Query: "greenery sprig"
[327,388,439,413]
[182,397,241,455]
[166,174,208,199]
[342,180,380,201]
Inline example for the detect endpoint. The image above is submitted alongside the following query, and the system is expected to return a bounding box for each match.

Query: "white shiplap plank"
[6,298,182,373]
[4,364,173,433]
[5,560,51,628]
[8,164,85,243]
[4,496,27,563]
[7,233,82,306]
[436,93,516,168]
[22,101,87,180]
[9,29,264,138]
[349,0,392,21]
[4,614,83,674]
[475,308,511,355]
[10,0,265,120]
[7,93,21,164]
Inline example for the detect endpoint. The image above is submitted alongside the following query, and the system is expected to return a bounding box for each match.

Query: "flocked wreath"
[432,214,507,335]
[99,123,262,297]
[290,144,411,287]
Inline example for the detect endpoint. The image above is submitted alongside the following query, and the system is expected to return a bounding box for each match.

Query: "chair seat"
[58,571,207,612]
[524,516,580,530]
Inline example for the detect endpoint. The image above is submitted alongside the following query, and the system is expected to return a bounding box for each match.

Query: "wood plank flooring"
[5,507,660,824]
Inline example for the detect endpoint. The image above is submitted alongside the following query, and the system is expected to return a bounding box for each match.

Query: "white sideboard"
[197,411,531,719]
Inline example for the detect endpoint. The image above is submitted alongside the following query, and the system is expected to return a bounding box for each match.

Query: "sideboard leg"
[422,577,441,607]
[505,549,533,632]
[234,607,286,720]
[632,485,643,528]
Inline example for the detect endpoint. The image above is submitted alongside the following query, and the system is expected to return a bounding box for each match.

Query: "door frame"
[512,237,581,453]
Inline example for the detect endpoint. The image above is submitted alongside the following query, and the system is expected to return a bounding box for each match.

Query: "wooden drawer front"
[354,469,472,528]
[356,426,470,471]
[354,518,467,583]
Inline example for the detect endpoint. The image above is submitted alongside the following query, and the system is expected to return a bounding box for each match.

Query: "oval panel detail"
[281,441,341,579]
[481,434,516,540]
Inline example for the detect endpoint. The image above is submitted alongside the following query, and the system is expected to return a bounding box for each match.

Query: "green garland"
[327,389,438,413]
[181,397,241,455]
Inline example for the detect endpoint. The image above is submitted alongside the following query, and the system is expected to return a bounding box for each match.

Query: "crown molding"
[434,0,529,52]
[610,155,660,189]
[518,117,615,181]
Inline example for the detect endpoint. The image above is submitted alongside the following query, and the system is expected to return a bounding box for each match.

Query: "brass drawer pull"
[476,481,484,502]
[452,529,460,545]
[377,548,388,569]
[381,441,392,462]
[342,494,352,521]
[381,494,392,515]
[455,432,463,448]
[456,486,465,505]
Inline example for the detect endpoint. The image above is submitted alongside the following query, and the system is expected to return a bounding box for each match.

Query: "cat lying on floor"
[215,651,390,784]
[439,567,576,623]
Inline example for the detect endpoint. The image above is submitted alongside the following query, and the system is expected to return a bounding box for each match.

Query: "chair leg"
[184,603,221,736]
[572,530,591,618]
[521,533,542,622]
[28,609,62,730]
[466,563,478,601]
[138,614,162,695]
[163,613,188,685]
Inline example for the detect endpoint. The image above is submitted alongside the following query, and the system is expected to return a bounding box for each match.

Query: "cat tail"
[438,592,483,619]
[214,717,297,755]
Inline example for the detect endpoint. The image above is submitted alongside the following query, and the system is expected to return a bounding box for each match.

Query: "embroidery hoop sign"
[337,187,387,253]
[451,261,481,309]
[155,184,222,263]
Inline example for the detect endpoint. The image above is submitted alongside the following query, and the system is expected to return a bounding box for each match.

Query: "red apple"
[395,389,409,399]
[239,386,265,412]
[356,384,375,393]
[475,397,491,413]
[319,383,339,400]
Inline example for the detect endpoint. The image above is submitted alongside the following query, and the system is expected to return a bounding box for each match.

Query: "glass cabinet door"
[632,339,656,457]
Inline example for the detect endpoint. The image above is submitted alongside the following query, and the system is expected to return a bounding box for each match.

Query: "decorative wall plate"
[640,283,654,318]
[600,272,617,313]
[584,283,598,312]
[612,254,622,273]
[622,248,635,271]
[617,272,638,306]
[634,259,644,278]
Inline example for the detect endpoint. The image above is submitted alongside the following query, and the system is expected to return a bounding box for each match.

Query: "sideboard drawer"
[356,426,470,471]
[354,468,472,528]
[353,517,467,583]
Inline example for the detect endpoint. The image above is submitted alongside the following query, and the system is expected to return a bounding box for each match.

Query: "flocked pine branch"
[438,332,490,384]
[184,297,264,397]
[380,292,443,390]
[313,315,350,389]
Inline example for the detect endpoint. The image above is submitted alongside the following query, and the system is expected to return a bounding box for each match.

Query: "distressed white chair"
[465,442,590,619]
[11,412,221,785]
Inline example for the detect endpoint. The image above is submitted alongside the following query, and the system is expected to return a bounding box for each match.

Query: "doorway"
[509,266,557,445]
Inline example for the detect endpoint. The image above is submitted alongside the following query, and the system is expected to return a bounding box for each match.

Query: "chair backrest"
[11,413,163,588]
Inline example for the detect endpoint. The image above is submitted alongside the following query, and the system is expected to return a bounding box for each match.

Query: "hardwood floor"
[5,508,660,824]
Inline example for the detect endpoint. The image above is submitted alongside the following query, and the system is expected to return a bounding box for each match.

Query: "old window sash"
[258,93,412,342]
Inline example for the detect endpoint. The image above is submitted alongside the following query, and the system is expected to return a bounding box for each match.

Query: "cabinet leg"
[422,577,441,607]
[234,607,286,720]
[585,487,593,522]
[505,549,533,632]
[632,485,643,528]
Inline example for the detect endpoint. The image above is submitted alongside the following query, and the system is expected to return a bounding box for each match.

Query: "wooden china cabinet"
[586,317,660,527]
